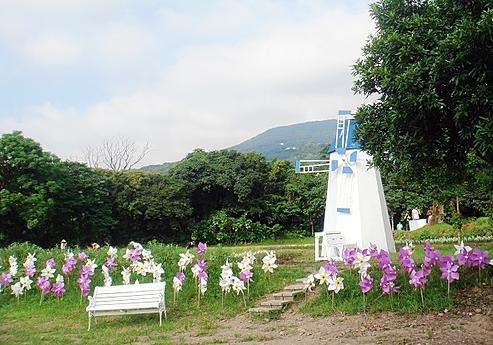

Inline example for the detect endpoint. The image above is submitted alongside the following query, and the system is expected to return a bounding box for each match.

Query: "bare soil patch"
[171,287,493,345]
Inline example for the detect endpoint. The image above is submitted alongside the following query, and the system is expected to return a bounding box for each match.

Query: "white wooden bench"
[86,282,166,330]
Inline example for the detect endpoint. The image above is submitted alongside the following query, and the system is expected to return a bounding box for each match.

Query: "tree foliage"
[0,132,327,247]
[353,0,493,185]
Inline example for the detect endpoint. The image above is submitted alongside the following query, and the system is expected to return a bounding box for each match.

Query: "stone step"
[261,299,289,307]
[248,306,282,313]
[295,278,306,283]
[274,290,304,297]
[284,284,305,291]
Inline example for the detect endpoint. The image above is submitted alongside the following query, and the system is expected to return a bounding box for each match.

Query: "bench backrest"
[90,282,165,310]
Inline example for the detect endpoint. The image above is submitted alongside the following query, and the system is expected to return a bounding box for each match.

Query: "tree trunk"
[456,196,460,215]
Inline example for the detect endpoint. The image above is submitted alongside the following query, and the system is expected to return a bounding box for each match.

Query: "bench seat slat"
[86,282,166,330]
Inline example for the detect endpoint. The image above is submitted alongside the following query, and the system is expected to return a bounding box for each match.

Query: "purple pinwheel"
[37,276,51,295]
[197,259,208,271]
[469,249,490,268]
[398,247,416,275]
[128,248,142,261]
[52,282,66,298]
[197,242,207,256]
[377,250,392,269]
[46,258,56,268]
[176,271,185,283]
[78,252,88,262]
[0,272,13,287]
[368,243,379,258]
[62,257,77,276]
[323,261,339,276]
[439,260,459,283]
[342,248,358,267]
[359,275,374,294]
[380,275,400,294]
[198,269,208,282]
[239,269,253,283]
[104,256,118,269]
[78,277,90,297]
[409,269,427,288]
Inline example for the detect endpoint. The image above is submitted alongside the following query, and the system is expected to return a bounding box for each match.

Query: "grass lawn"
[0,243,308,345]
[0,241,491,344]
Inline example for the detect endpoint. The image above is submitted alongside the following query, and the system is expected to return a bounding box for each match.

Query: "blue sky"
[0,0,373,165]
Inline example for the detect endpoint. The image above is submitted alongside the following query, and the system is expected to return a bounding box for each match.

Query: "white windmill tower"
[295,110,395,260]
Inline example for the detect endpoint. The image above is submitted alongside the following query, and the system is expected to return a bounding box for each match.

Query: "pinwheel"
[11,282,23,302]
[52,274,66,299]
[196,242,207,256]
[23,253,37,277]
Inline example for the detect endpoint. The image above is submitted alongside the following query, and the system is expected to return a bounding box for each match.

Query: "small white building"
[296,111,395,260]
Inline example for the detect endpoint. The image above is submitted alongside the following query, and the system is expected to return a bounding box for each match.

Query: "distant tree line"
[0,131,326,247]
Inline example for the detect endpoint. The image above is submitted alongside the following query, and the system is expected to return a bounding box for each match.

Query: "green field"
[0,241,491,344]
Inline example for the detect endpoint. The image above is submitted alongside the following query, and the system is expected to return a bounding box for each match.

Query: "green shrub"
[190,210,284,245]
[394,218,493,242]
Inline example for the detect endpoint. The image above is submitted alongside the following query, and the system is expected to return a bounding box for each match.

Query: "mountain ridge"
[140,119,337,173]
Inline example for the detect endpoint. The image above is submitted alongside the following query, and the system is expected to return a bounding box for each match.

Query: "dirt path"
[171,287,493,345]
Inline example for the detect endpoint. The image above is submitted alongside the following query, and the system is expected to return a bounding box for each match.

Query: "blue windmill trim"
[342,166,353,174]
[337,208,351,214]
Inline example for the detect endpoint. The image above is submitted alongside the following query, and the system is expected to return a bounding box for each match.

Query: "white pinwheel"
[102,266,112,287]
[303,274,316,292]
[121,267,131,285]
[142,249,153,261]
[19,276,33,291]
[11,282,23,298]
[191,263,200,278]
[231,277,246,295]
[315,266,330,285]
[85,259,98,273]
[152,263,165,282]
[41,265,55,279]
[454,241,472,255]
[353,252,371,277]
[261,252,278,273]
[173,277,183,292]
[107,246,118,257]
[328,276,344,293]
[8,256,18,276]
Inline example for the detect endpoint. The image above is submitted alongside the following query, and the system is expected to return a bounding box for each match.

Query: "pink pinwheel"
[52,275,66,299]
[197,242,207,256]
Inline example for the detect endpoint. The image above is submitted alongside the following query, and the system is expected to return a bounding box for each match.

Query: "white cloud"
[0,1,374,166]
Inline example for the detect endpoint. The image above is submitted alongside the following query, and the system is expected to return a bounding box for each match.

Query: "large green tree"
[0,132,61,244]
[353,0,492,186]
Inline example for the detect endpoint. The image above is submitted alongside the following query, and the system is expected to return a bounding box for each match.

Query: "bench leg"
[88,312,92,331]
[159,311,162,326]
